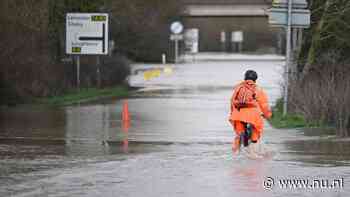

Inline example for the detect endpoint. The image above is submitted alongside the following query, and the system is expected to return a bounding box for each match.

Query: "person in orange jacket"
[229,70,272,158]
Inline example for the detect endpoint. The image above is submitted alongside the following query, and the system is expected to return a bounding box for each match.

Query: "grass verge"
[268,98,307,128]
[39,86,129,106]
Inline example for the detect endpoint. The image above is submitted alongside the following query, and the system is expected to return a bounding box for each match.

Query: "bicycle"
[239,123,253,148]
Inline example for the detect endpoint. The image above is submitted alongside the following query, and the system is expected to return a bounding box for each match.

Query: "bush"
[100,54,131,87]
[290,51,350,136]
[0,0,181,104]
[0,72,18,106]
[110,0,183,62]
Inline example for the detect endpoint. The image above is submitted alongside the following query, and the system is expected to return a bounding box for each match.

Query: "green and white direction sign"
[66,13,109,55]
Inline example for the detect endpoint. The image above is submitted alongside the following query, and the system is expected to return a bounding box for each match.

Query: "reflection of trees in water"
[64,103,131,155]
[284,140,350,165]
[0,107,66,138]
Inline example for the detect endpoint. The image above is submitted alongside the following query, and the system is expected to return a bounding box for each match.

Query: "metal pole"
[292,28,298,51]
[77,56,80,90]
[97,56,101,88]
[297,28,303,51]
[162,53,166,65]
[175,39,178,64]
[283,0,292,116]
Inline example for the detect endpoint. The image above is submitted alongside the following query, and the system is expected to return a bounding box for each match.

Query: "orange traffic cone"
[122,100,130,122]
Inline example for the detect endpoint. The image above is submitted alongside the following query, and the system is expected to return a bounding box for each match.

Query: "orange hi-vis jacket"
[229,80,272,134]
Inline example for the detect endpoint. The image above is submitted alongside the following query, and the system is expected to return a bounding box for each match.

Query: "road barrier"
[143,66,173,80]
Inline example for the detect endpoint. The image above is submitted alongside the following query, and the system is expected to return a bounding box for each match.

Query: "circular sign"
[170,21,184,34]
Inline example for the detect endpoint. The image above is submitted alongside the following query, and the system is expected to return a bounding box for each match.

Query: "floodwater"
[1,57,350,197]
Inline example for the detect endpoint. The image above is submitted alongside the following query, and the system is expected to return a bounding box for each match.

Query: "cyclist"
[229,70,272,158]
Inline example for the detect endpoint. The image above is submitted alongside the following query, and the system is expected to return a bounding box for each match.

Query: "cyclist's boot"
[247,142,262,159]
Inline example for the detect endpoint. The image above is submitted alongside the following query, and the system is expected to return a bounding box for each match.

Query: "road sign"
[272,0,308,9]
[269,8,310,28]
[170,34,184,41]
[231,31,243,42]
[184,29,199,53]
[66,13,109,55]
[220,31,226,43]
[170,21,184,34]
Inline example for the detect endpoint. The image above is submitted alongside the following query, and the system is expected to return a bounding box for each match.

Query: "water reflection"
[231,160,267,192]
[0,106,66,139]
[283,139,350,166]
[121,117,130,153]
[64,102,134,156]
[0,101,157,158]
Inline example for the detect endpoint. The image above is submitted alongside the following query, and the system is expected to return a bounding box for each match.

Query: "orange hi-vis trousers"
[232,120,260,142]
[231,120,260,152]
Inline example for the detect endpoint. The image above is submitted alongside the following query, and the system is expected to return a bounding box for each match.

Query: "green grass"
[39,86,129,106]
[269,98,307,128]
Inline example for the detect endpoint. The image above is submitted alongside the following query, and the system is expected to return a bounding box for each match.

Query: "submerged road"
[1,57,350,196]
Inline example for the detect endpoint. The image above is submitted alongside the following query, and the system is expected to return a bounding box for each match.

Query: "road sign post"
[184,28,199,62]
[66,13,109,89]
[76,56,80,89]
[269,0,310,116]
[175,39,179,64]
[97,56,101,88]
[170,21,184,64]
[231,31,243,53]
[170,34,184,63]
[220,31,226,52]
[283,0,292,116]
[184,29,199,54]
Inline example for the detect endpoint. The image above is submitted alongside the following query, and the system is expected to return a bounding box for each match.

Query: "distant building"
[181,0,284,54]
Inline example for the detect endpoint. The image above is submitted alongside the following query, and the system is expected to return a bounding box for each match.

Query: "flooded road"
[1,58,350,196]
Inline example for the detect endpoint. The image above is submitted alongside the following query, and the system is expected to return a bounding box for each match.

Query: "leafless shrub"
[290,51,350,136]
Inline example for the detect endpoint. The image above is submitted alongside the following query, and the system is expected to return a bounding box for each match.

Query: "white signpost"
[170,21,184,64]
[66,13,109,55]
[66,13,109,89]
[184,28,199,54]
[231,31,244,53]
[220,31,226,52]
[231,31,243,43]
